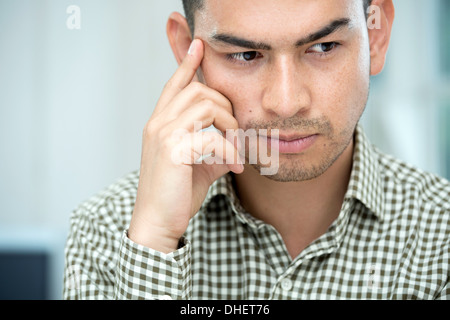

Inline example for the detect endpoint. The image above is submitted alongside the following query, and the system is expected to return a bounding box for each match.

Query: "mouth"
[263,133,318,154]
[277,133,316,141]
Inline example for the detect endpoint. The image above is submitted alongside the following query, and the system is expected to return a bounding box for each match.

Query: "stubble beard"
[246,117,358,183]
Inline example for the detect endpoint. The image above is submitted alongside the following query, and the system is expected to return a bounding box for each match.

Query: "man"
[64,0,450,299]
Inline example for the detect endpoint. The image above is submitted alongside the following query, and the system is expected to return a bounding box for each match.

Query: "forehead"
[195,0,365,39]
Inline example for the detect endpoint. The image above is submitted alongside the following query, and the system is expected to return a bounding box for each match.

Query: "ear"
[167,12,193,66]
[367,0,395,75]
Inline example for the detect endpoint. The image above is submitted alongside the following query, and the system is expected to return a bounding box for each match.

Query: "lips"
[277,134,315,142]
[263,134,318,154]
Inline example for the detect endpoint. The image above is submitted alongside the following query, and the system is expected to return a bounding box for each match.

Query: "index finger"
[155,39,204,111]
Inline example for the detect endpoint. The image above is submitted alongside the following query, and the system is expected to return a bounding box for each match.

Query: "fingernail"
[188,40,196,56]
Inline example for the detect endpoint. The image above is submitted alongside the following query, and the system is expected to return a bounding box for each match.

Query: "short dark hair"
[182,0,204,34]
[182,0,373,35]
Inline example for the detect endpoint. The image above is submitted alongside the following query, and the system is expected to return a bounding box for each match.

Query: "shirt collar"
[345,125,385,220]
[203,174,263,228]
[202,124,385,222]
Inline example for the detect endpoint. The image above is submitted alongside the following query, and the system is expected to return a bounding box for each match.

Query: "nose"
[261,55,311,118]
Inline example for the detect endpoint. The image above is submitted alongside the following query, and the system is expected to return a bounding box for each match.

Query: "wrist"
[128,219,181,253]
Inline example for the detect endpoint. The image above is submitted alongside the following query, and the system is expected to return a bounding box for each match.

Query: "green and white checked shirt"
[63,125,450,299]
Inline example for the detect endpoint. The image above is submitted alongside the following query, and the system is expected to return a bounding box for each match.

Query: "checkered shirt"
[63,125,450,299]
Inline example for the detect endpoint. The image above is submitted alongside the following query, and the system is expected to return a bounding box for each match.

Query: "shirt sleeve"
[114,231,192,300]
[63,198,192,300]
[63,203,119,300]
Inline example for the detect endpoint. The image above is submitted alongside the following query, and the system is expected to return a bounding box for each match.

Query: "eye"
[306,42,340,55]
[226,51,263,63]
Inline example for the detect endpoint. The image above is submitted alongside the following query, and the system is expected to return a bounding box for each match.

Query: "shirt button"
[281,278,293,291]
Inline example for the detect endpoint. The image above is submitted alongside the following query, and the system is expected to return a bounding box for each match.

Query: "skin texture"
[198,0,370,182]
[129,0,394,257]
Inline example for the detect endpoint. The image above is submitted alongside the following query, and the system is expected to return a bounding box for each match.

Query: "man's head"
[167,0,394,181]
[183,0,374,35]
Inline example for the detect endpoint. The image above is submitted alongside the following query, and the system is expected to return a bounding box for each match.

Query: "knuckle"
[224,99,233,113]
[218,93,232,108]
[143,120,164,141]
[163,78,174,91]
[200,98,216,110]
[143,121,155,138]
[186,81,205,93]
[198,100,218,118]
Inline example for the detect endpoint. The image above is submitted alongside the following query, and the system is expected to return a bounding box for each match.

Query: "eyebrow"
[209,18,351,50]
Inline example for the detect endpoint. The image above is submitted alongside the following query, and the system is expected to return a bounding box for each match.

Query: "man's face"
[195,0,371,181]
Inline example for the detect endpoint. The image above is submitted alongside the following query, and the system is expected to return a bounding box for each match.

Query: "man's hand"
[128,39,243,253]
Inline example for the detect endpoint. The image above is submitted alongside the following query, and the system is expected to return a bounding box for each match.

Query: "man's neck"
[233,140,354,259]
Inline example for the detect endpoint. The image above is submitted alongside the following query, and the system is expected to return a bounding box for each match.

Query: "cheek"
[314,49,370,129]
[201,58,261,124]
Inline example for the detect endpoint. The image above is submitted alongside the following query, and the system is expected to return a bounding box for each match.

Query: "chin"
[250,161,330,182]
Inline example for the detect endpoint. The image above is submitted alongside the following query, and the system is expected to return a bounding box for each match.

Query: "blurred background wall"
[0,0,448,299]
